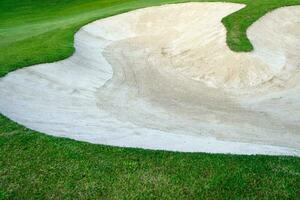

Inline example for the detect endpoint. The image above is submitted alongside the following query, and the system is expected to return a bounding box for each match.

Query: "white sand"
[0,3,300,156]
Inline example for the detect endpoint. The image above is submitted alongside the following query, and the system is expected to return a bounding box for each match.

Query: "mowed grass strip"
[1,115,300,199]
[0,0,300,199]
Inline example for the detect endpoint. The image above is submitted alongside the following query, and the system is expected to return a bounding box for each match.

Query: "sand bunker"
[1,3,300,155]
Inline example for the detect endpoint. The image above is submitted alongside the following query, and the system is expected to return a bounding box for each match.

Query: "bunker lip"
[0,3,300,156]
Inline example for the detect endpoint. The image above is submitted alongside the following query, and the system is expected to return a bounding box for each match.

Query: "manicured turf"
[0,0,300,199]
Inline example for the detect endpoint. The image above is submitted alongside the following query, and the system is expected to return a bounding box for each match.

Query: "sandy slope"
[0,3,300,155]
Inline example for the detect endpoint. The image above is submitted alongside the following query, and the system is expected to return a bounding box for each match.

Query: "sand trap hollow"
[1,3,300,156]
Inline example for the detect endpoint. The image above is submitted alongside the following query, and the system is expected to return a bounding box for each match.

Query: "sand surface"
[1,3,300,155]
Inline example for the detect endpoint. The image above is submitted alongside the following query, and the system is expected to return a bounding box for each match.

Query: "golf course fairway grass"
[1,0,300,199]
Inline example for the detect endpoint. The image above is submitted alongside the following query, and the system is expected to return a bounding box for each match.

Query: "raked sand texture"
[1,3,300,156]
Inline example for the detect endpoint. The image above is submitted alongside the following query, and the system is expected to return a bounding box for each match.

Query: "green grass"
[1,115,300,199]
[0,0,300,199]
